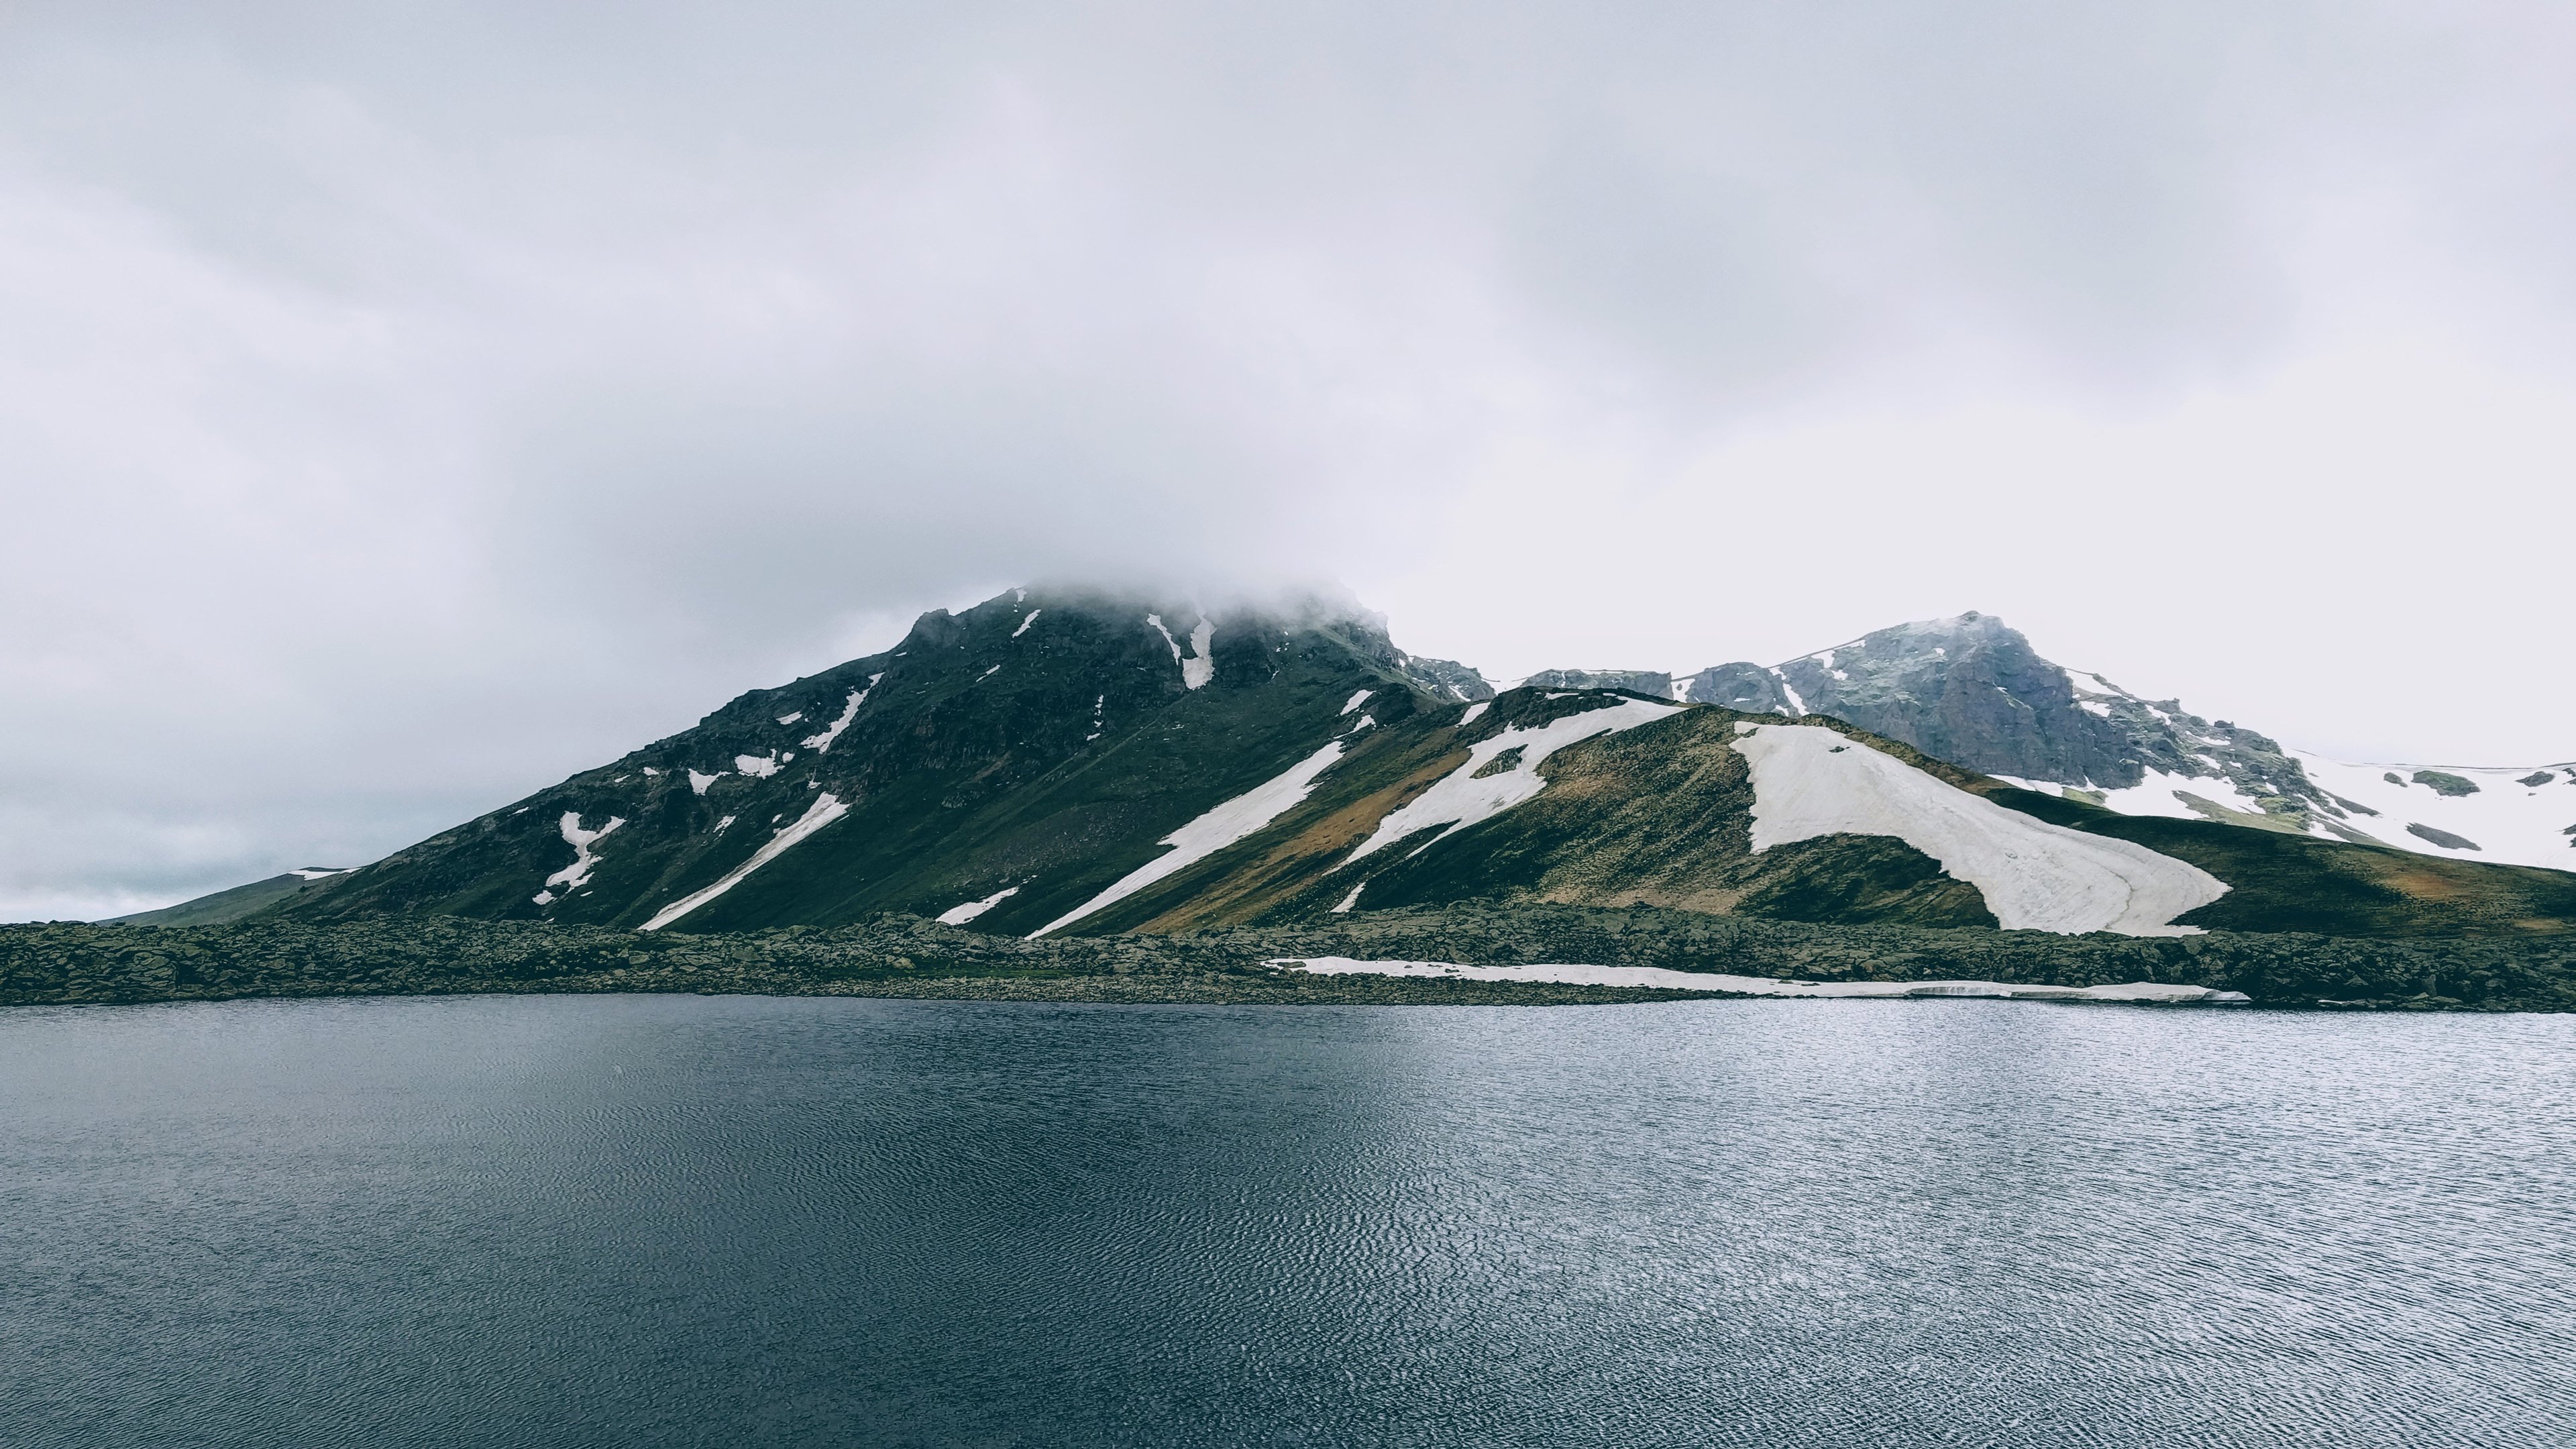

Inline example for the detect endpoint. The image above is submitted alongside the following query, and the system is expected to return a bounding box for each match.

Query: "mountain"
[258,587,2576,943]
[284,588,1491,936]
[1546,611,2573,872]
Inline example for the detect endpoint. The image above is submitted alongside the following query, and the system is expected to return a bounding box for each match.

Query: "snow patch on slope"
[1770,668,1807,715]
[1145,612,1216,689]
[802,680,872,753]
[689,769,725,795]
[1733,724,2226,936]
[1032,738,1348,937]
[641,792,849,931]
[1012,609,1041,638]
[1183,619,1215,688]
[1277,958,2246,1004]
[537,812,626,904]
[1342,689,1373,715]
[1346,698,1682,864]
[936,886,1020,925]
[736,752,782,778]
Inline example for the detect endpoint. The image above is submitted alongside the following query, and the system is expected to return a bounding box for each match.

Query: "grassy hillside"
[103,873,324,927]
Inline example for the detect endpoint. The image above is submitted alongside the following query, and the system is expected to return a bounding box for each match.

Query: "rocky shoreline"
[5,904,2570,1012]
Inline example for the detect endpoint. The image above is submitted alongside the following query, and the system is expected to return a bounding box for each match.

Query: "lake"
[5,994,2572,1447]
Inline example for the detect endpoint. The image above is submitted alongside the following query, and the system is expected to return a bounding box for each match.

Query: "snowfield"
[2008,741,2576,872]
[2284,751,2576,870]
[1994,766,2279,824]
[1346,697,1682,864]
[1032,737,1349,937]
[1733,723,2227,936]
[1275,957,2248,1004]
[641,792,849,931]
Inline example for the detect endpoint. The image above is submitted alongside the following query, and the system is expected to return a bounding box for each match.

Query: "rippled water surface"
[5,996,2573,1448]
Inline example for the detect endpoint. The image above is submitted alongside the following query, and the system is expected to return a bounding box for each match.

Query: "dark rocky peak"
[1682,661,1791,712]
[1675,611,2331,822]
[1674,613,2165,791]
[1397,655,1497,702]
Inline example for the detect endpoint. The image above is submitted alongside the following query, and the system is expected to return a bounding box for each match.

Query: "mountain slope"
[1982,786,2576,937]
[288,589,1489,935]
[105,869,351,927]
[1029,691,2567,941]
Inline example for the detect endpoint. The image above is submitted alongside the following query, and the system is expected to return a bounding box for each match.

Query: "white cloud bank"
[4,2,2575,916]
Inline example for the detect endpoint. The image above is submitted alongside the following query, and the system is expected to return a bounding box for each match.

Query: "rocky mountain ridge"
[223,587,2576,945]
[1538,611,2573,871]
[113,588,2575,941]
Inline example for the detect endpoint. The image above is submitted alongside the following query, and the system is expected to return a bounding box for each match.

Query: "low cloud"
[5,1,2573,916]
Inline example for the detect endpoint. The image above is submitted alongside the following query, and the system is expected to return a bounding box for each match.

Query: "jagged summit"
[1630,611,2575,870]
[1675,611,2192,790]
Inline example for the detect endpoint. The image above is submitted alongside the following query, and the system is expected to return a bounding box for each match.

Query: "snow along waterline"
[1275,957,2249,1004]
[1732,722,2227,936]
[1031,738,1350,938]
[640,792,849,931]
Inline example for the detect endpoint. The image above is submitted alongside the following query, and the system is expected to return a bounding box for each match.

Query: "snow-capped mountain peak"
[1639,612,2572,871]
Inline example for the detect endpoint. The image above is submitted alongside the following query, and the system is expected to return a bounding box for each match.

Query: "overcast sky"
[6,2,2573,918]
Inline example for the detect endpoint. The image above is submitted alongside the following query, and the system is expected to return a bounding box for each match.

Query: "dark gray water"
[4,996,2572,1448]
